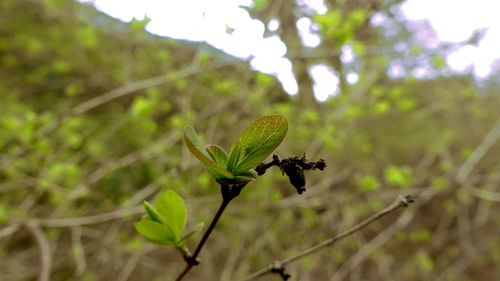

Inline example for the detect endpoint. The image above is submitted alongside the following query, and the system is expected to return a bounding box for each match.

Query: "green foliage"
[227,115,288,174]
[135,191,194,247]
[384,166,413,188]
[185,115,288,181]
[184,126,234,179]
[356,175,380,192]
[1,0,499,280]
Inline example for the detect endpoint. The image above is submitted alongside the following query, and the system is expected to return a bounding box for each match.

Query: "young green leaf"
[155,190,187,239]
[184,126,234,179]
[228,115,288,174]
[143,201,163,223]
[134,220,177,246]
[206,144,229,167]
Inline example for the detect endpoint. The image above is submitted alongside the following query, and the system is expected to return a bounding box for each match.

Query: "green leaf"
[155,191,187,239]
[143,201,163,223]
[206,144,229,167]
[184,126,234,179]
[227,115,288,174]
[134,220,177,246]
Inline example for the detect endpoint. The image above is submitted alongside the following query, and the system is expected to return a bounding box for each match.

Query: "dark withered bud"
[281,159,306,194]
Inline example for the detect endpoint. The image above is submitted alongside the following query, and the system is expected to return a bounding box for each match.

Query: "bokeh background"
[1,0,499,280]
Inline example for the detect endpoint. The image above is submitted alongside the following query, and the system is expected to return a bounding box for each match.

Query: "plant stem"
[175,197,232,281]
[192,198,230,258]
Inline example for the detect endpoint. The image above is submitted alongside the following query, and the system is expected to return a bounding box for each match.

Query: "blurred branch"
[30,205,143,228]
[240,195,416,281]
[72,61,234,115]
[455,118,500,256]
[471,188,500,202]
[457,118,500,184]
[117,249,153,281]
[25,221,52,281]
[70,226,86,276]
[0,223,21,239]
[333,187,438,281]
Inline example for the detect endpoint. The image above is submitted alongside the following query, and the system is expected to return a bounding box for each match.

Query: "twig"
[456,118,500,184]
[240,195,415,281]
[30,205,143,227]
[175,195,233,281]
[26,221,52,281]
[72,62,233,115]
[0,223,21,239]
[71,226,86,276]
[332,206,417,281]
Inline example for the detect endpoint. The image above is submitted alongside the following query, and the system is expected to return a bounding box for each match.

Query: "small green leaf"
[155,191,187,239]
[228,115,288,174]
[143,201,163,223]
[134,220,177,246]
[206,145,229,167]
[184,126,234,179]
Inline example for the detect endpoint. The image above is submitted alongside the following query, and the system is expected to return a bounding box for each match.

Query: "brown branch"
[175,197,232,281]
[72,61,233,115]
[29,205,143,227]
[240,195,415,281]
[26,221,52,281]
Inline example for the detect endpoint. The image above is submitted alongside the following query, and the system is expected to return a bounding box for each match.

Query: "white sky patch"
[401,0,500,78]
[80,0,500,100]
[340,45,355,64]
[296,17,321,48]
[346,72,359,84]
[267,18,280,32]
[309,64,339,102]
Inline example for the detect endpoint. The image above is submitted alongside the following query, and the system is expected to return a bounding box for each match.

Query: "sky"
[80,0,500,101]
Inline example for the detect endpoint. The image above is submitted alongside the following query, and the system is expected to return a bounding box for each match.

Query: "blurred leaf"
[384,166,413,188]
[416,251,434,272]
[356,175,380,191]
[227,115,288,174]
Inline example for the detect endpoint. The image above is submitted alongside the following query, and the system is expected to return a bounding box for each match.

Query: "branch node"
[184,255,200,266]
[271,262,291,280]
[399,195,416,206]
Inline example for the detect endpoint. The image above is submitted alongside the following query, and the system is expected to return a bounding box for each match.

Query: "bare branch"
[26,221,52,281]
[457,118,500,184]
[240,195,415,281]
[72,62,233,115]
[30,205,143,228]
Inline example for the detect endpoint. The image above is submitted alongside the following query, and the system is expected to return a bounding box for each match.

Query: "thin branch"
[175,198,232,281]
[240,195,415,281]
[26,221,52,281]
[30,205,143,227]
[70,226,86,276]
[72,62,233,115]
[457,118,500,184]
[0,223,21,239]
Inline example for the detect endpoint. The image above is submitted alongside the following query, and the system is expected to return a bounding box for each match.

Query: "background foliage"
[1,0,499,280]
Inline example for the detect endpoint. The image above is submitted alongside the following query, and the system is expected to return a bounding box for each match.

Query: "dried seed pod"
[280,159,306,194]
